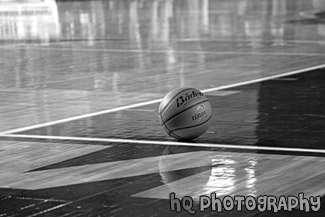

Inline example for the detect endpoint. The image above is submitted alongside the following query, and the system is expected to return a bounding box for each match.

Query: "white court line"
[1,46,325,56]
[1,134,325,154]
[0,99,161,135]
[0,63,325,135]
[201,64,325,93]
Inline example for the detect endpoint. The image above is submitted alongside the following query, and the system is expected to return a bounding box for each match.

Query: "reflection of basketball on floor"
[159,146,212,200]
[158,87,212,140]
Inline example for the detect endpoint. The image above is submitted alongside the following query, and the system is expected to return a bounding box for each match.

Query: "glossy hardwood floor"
[0,0,324,133]
[0,0,324,216]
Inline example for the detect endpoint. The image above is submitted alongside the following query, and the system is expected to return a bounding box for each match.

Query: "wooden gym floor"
[0,0,324,216]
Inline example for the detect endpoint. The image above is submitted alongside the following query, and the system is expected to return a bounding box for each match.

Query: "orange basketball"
[158,87,212,140]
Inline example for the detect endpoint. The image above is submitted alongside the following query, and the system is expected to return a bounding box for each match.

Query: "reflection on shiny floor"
[134,146,325,200]
[0,0,325,216]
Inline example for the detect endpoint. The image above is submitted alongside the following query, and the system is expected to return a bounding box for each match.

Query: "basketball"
[158,87,212,140]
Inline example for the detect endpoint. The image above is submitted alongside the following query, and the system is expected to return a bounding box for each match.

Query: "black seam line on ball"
[164,121,184,140]
[164,99,209,125]
[164,124,173,135]
[170,131,186,140]
[159,88,192,115]
[170,114,212,133]
[164,118,182,139]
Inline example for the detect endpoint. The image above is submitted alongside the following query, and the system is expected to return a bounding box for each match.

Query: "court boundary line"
[1,134,325,154]
[0,63,324,135]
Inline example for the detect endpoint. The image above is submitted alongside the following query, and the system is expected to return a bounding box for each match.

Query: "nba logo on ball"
[158,87,212,140]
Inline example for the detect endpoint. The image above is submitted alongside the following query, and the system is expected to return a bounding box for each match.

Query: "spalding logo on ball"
[158,87,212,140]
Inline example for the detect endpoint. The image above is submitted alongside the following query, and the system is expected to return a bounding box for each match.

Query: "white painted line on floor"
[201,64,325,93]
[1,134,325,154]
[0,63,324,135]
[0,99,162,135]
[207,90,240,96]
[125,108,156,112]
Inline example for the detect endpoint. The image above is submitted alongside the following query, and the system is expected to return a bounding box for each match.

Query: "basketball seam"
[164,99,209,125]
[159,88,191,115]
[162,124,185,139]
[169,131,186,140]
[162,124,185,140]
[164,124,186,140]
[163,123,172,135]
[170,114,212,133]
